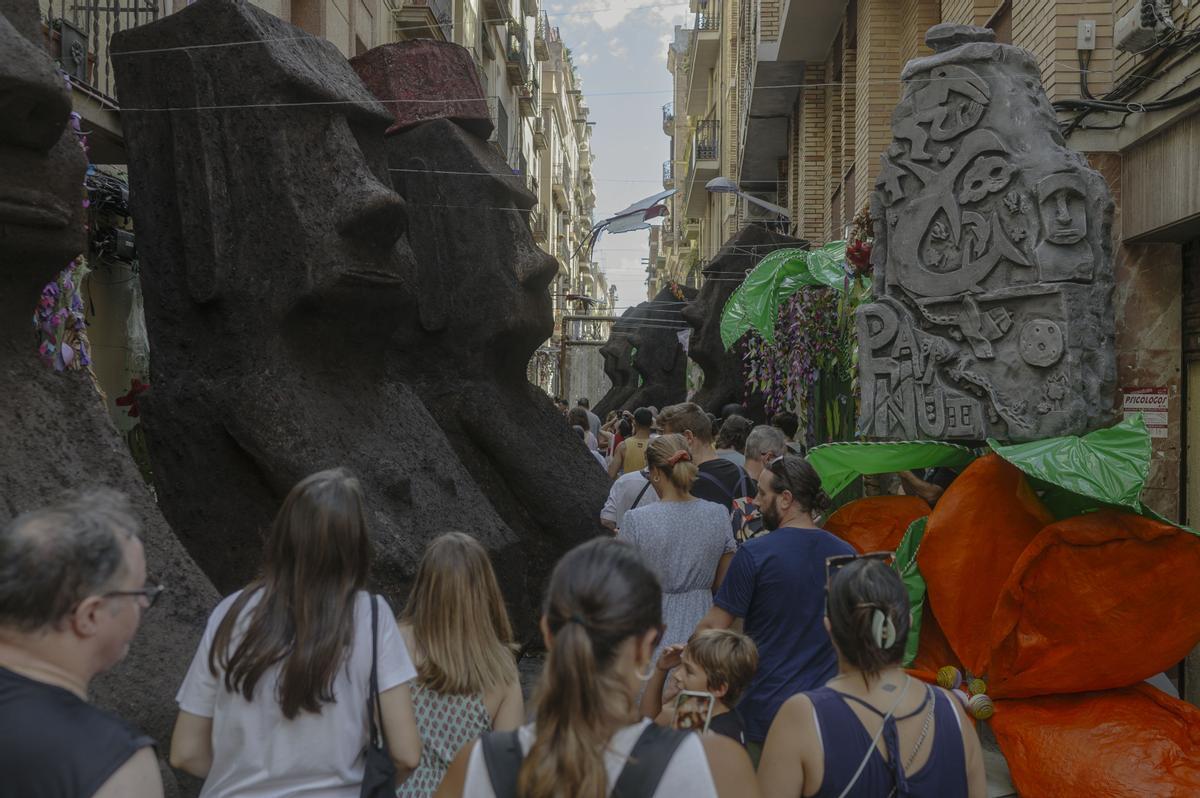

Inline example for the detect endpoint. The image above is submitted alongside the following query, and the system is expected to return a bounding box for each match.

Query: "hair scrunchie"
[666,450,691,466]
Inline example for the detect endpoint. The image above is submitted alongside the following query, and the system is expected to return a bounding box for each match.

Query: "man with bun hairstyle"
[693,455,854,762]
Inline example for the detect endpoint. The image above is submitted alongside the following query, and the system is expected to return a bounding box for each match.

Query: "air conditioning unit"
[1115,0,1175,54]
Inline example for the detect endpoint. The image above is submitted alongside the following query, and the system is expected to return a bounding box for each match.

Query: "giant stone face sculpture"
[859,24,1116,442]
[681,225,805,418]
[619,284,697,412]
[112,2,530,620]
[594,306,640,417]
[354,43,607,584]
[1,2,216,794]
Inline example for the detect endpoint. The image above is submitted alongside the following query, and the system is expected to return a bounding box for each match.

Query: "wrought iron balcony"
[663,159,674,189]
[505,22,529,83]
[44,0,161,101]
[662,101,675,135]
[695,0,720,31]
[693,118,719,162]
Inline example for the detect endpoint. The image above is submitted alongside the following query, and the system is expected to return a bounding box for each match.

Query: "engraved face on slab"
[1036,172,1087,245]
[0,0,88,274]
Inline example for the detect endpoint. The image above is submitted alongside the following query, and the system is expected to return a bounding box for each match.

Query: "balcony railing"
[663,159,674,189]
[695,0,720,31]
[42,0,162,101]
[505,22,529,83]
[530,208,547,241]
[662,101,674,135]
[694,117,719,162]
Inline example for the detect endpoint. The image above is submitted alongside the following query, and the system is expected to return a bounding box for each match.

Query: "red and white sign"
[1122,387,1169,439]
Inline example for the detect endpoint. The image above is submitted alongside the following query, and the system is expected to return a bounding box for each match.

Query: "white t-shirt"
[176,590,417,798]
[600,470,660,529]
[461,719,717,798]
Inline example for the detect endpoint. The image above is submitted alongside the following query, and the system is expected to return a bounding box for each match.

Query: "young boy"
[640,629,759,746]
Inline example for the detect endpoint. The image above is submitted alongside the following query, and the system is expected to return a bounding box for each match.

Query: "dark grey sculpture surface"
[618,284,697,412]
[374,95,608,585]
[860,24,1116,442]
[595,305,640,417]
[113,3,531,621]
[682,225,805,419]
[1,2,216,795]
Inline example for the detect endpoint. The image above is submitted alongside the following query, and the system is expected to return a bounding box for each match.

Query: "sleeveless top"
[622,437,649,473]
[0,666,154,798]
[461,718,718,798]
[806,685,967,798]
[398,685,493,798]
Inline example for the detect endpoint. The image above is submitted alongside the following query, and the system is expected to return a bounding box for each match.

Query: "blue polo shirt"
[713,526,855,742]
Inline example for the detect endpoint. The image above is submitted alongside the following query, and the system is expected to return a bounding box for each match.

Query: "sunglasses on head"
[825,551,894,589]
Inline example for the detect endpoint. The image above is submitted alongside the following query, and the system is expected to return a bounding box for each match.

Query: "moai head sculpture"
[594,306,640,418]
[353,40,607,592]
[1,3,218,785]
[113,3,525,614]
[622,284,697,411]
[681,225,805,418]
[0,0,87,320]
[859,24,1115,442]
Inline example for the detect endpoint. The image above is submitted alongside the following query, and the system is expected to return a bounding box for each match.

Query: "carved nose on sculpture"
[0,42,73,152]
[337,185,408,252]
[516,248,559,292]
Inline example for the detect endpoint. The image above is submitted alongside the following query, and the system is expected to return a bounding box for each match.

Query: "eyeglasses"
[101,582,166,609]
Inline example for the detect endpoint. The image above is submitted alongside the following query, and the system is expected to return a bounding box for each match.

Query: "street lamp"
[705,176,790,219]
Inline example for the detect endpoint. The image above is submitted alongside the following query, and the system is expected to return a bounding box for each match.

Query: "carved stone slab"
[859,24,1116,442]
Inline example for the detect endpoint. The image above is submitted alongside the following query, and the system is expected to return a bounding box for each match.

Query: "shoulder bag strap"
[633,479,653,509]
[612,724,692,798]
[367,595,391,754]
[480,730,524,798]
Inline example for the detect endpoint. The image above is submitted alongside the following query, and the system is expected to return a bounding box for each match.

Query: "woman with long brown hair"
[169,468,422,796]
[435,537,757,798]
[397,532,523,797]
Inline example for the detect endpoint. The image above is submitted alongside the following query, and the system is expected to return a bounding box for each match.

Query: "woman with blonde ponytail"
[434,538,758,798]
[620,434,736,662]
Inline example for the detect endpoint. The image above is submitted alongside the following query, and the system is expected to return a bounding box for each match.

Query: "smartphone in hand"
[672,690,715,733]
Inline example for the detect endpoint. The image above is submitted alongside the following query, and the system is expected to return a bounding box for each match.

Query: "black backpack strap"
[696,471,736,503]
[632,479,653,509]
[480,730,523,798]
[612,724,692,798]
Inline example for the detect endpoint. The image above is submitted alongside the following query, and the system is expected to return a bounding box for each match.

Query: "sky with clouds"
[543,0,691,314]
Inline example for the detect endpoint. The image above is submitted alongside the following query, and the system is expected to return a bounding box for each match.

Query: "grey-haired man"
[0,490,164,798]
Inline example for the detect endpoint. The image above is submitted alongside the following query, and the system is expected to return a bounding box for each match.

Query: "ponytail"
[645,434,698,492]
[518,539,662,798]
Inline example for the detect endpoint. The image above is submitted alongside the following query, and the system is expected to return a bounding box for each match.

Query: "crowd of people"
[0,399,986,797]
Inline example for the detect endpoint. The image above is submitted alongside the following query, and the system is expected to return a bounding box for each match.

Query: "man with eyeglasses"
[693,455,854,765]
[0,489,165,798]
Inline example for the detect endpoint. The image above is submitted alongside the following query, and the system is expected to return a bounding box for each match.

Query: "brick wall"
[899,0,939,66]
[800,63,828,240]
[853,0,903,215]
[939,0,999,25]
[760,0,781,41]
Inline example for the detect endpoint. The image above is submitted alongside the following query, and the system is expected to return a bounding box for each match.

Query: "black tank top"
[0,666,154,798]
